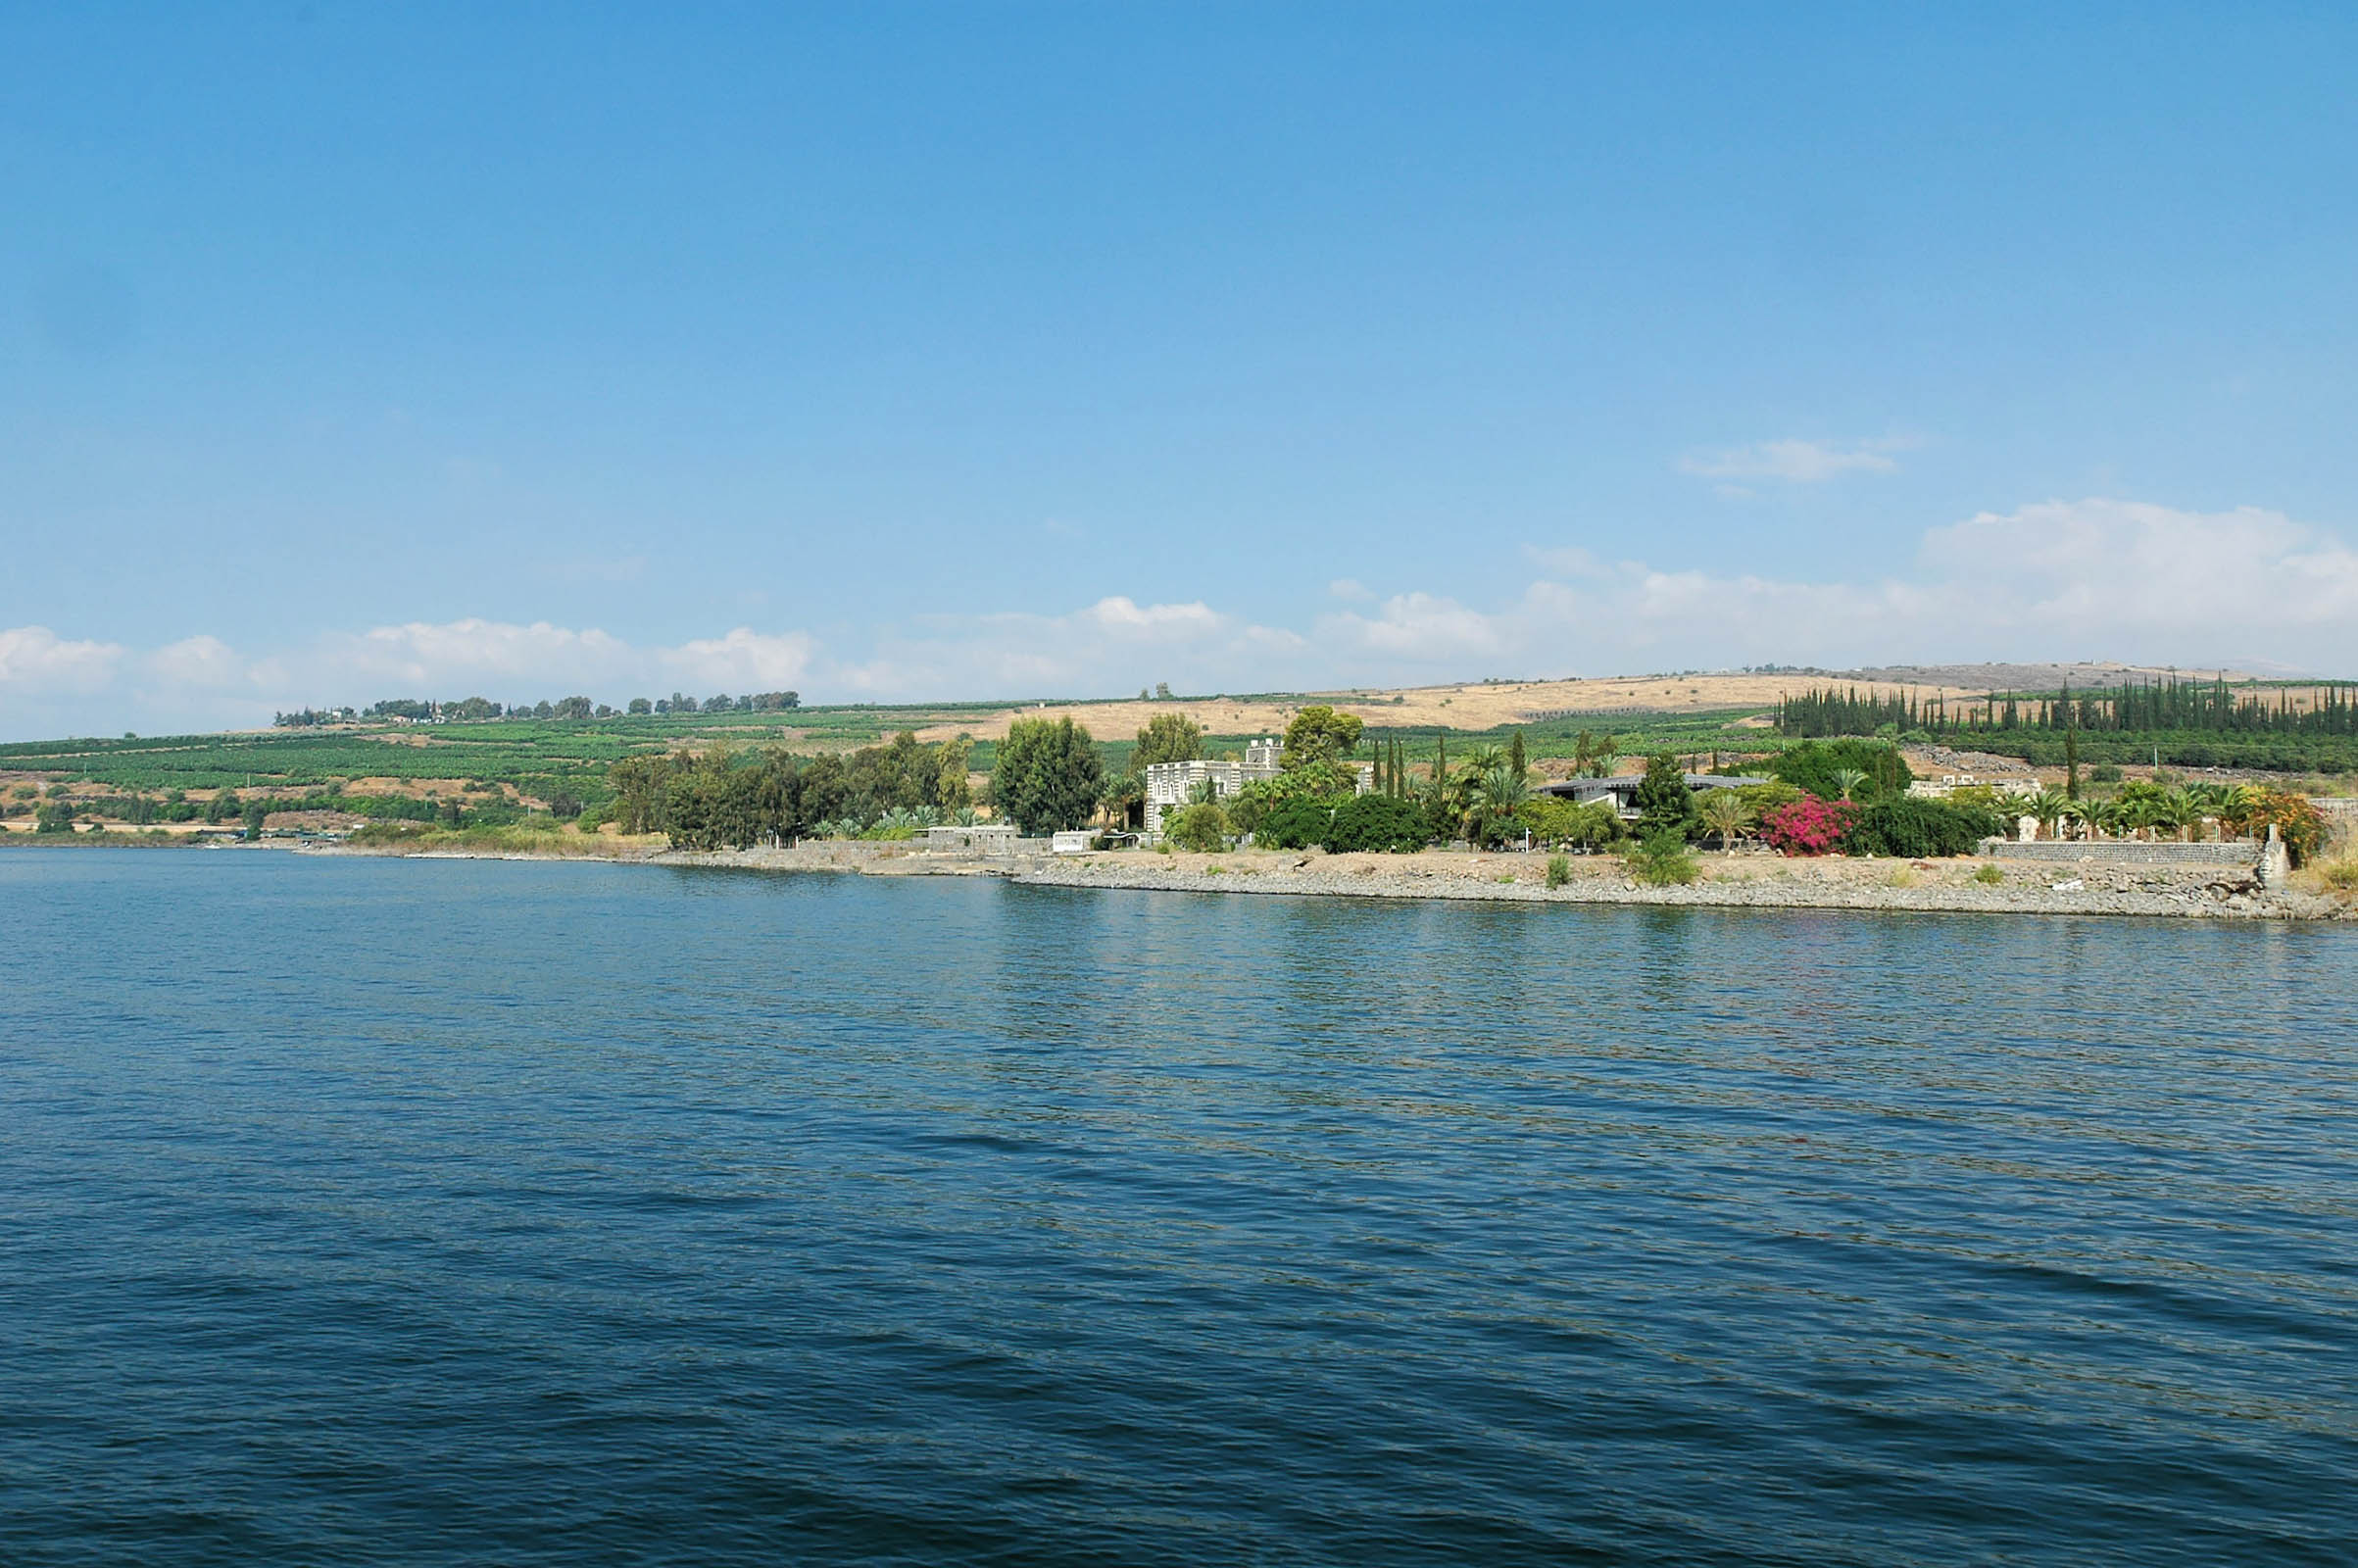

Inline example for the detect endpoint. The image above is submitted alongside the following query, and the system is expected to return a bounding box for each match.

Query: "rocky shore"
[633,841,2351,921]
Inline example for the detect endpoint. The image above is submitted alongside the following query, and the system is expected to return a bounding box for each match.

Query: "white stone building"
[1141,737,1373,835]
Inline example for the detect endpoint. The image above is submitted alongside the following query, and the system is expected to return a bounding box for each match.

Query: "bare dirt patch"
[916,674,1976,745]
[908,662,2287,746]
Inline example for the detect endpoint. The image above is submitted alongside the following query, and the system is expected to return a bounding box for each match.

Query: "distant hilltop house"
[1539,773,1767,822]
[1142,738,1374,834]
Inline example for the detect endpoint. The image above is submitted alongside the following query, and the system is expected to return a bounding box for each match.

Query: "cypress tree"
[1509,728,1527,780]
[2064,680,2081,800]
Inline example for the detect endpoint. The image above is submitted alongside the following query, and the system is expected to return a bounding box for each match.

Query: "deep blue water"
[2,850,2354,1565]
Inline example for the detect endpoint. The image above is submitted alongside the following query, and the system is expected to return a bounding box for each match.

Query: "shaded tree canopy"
[1134,712,1204,769]
[1281,706,1363,770]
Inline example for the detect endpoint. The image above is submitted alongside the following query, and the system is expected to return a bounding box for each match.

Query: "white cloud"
[1348,498,2358,674]
[1682,436,1913,483]
[145,635,246,689]
[0,626,123,694]
[658,627,815,690]
[328,618,638,689]
[6,498,2354,740]
[1319,591,1504,662]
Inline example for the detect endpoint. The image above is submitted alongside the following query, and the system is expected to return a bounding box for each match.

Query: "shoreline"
[307,838,2351,920]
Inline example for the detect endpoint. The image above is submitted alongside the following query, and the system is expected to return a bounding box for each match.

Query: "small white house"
[1051,830,1096,855]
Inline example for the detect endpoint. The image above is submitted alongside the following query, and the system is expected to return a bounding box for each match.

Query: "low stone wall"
[1984,840,2258,867]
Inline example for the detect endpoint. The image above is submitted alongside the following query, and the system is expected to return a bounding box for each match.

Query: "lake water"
[2,850,2353,1565]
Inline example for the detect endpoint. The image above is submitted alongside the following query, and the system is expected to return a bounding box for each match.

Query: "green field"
[0,701,1779,813]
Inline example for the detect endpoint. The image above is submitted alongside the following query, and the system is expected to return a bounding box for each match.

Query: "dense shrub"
[1321,793,1431,853]
[1519,795,1622,848]
[2243,789,2327,861]
[1842,797,2006,858]
[1759,796,1854,856]
[1253,795,1337,850]
[1623,828,1699,886]
[1228,760,1360,837]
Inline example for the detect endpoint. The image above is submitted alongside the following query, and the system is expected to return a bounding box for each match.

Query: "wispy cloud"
[1680,436,1915,483]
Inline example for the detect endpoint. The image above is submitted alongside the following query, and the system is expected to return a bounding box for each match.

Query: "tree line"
[1782,679,2358,739]
[274,691,804,727]
[608,731,974,849]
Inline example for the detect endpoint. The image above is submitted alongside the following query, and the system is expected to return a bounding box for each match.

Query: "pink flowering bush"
[1759,796,1855,857]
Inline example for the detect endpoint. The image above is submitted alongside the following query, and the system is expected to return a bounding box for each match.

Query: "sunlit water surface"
[2,851,2353,1565]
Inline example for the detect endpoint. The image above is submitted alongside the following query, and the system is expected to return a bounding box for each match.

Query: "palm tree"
[1459,745,1508,780]
[1696,788,1755,854]
[2186,782,2245,841]
[1833,766,1870,802]
[1467,763,1530,848]
[2158,788,2197,842]
[2026,788,2071,841]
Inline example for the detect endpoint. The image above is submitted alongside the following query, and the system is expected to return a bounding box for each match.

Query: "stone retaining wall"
[1984,840,2258,866]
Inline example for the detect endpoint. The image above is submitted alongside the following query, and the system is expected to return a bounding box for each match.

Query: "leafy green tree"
[1771,740,1913,803]
[1507,729,1527,780]
[1633,753,1695,838]
[34,802,74,834]
[1281,706,1363,770]
[245,801,270,838]
[627,698,653,715]
[993,717,1105,834]
[551,696,595,720]
[1134,712,1204,768]
[608,755,675,834]
[935,736,974,811]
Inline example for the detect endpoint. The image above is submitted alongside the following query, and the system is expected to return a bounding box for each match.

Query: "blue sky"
[5,4,2356,735]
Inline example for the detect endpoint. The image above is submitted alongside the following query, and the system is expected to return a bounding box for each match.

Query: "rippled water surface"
[3,850,2354,1565]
